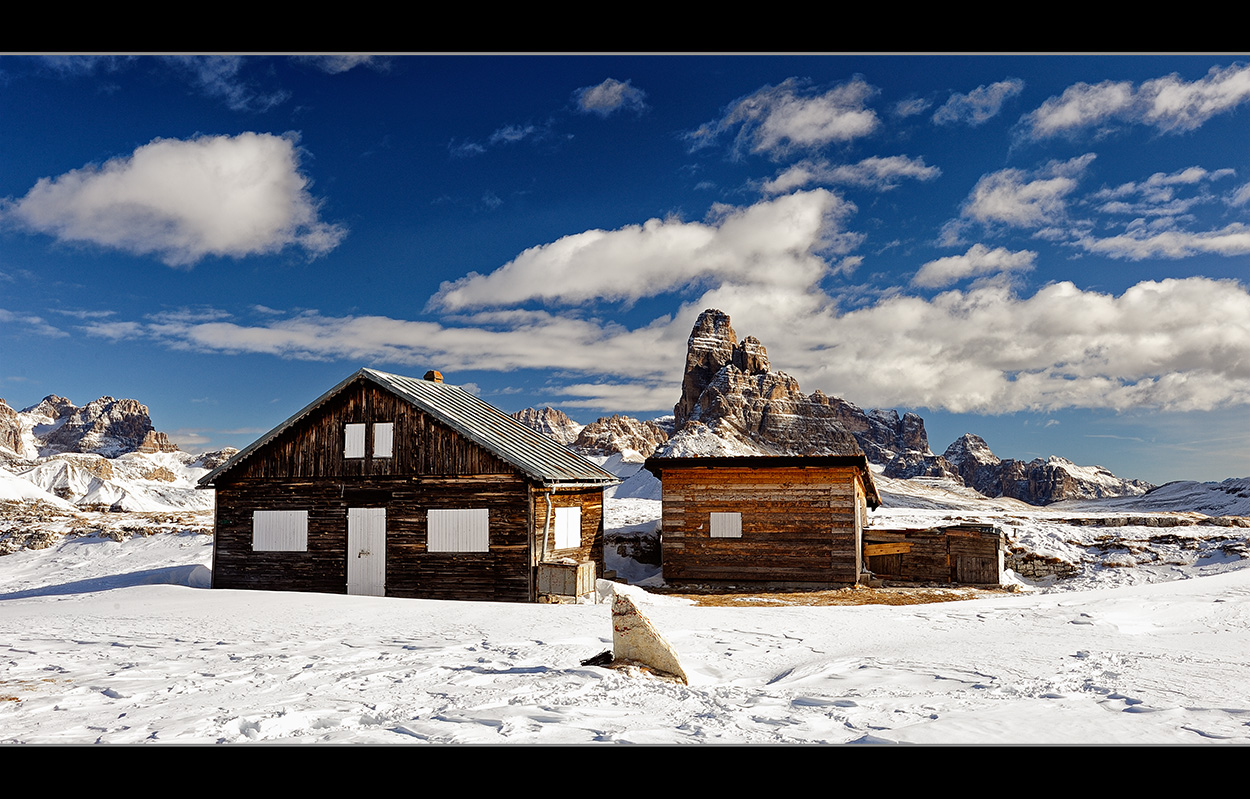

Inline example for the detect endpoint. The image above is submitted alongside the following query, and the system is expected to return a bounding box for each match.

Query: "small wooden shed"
[198,368,618,602]
[863,524,1005,585]
[643,455,882,587]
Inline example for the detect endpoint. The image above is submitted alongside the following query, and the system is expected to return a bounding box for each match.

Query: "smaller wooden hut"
[863,524,1005,585]
[198,368,618,603]
[643,455,882,588]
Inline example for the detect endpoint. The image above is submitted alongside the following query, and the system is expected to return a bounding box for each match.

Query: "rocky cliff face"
[0,400,21,455]
[11,394,179,459]
[510,407,585,446]
[34,396,174,458]
[663,309,881,457]
[571,415,671,461]
[943,433,1151,504]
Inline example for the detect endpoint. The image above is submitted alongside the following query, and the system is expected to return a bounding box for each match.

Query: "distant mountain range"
[0,394,233,512]
[513,308,1154,506]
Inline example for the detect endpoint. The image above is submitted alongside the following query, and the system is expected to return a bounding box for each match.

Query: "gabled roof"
[198,368,618,489]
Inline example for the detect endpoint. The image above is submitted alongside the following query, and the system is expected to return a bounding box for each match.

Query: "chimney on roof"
[424,370,443,383]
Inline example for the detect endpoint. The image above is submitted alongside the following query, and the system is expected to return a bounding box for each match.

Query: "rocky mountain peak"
[571,415,671,462]
[944,433,1000,469]
[510,407,584,446]
[22,394,76,421]
[663,310,862,457]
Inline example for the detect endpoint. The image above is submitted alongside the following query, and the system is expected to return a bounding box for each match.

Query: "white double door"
[347,507,386,596]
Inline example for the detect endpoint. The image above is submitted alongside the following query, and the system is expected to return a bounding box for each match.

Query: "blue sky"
[1,54,1248,485]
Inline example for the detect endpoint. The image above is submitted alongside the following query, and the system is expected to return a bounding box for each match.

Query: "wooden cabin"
[198,368,618,602]
[863,524,1005,585]
[643,455,882,587]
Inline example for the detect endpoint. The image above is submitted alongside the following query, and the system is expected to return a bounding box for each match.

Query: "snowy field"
[3,497,1250,744]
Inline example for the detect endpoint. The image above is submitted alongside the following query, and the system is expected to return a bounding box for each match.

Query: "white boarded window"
[710,512,742,538]
[344,423,366,459]
[253,510,309,551]
[428,508,489,553]
[373,423,394,458]
[554,506,582,550]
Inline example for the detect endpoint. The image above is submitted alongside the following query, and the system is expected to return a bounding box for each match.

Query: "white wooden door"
[347,507,386,596]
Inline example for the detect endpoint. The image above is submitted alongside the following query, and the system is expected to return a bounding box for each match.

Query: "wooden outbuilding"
[643,455,882,587]
[198,368,618,602]
[863,524,1005,585]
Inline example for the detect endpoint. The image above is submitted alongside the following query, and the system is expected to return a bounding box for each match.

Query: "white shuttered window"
[344,423,366,458]
[253,510,309,551]
[710,512,742,538]
[554,506,582,549]
[373,423,394,458]
[428,508,489,552]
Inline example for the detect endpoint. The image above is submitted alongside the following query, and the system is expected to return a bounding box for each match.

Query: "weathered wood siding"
[531,487,605,574]
[659,465,867,586]
[226,381,517,481]
[212,474,535,601]
[212,376,545,602]
[863,525,1003,585]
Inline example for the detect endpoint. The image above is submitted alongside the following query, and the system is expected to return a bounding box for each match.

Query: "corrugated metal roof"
[198,368,618,488]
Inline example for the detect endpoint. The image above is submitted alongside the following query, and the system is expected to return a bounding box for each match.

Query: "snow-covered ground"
[2,488,1249,744]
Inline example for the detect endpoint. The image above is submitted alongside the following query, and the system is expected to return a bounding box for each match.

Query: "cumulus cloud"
[573,78,647,117]
[429,190,860,310]
[1022,63,1250,138]
[961,154,1095,227]
[932,79,1024,126]
[2,133,347,267]
[687,77,879,159]
[760,155,940,194]
[912,244,1037,288]
[102,274,1250,415]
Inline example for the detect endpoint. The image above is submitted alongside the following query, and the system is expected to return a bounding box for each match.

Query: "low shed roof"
[199,368,618,489]
[644,454,882,508]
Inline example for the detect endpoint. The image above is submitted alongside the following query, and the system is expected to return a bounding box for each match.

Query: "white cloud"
[761,155,940,194]
[1077,221,1250,259]
[912,244,1037,288]
[932,79,1024,126]
[961,154,1095,227]
[429,190,859,310]
[893,97,932,117]
[2,133,347,267]
[573,78,647,117]
[0,309,67,338]
[164,56,289,113]
[1092,165,1234,217]
[688,77,879,159]
[1023,63,1250,138]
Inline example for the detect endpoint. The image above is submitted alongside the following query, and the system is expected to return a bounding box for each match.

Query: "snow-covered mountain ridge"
[0,394,234,512]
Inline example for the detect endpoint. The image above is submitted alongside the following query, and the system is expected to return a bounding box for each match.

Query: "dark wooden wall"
[659,465,867,586]
[227,381,516,481]
[212,376,611,603]
[864,525,1003,585]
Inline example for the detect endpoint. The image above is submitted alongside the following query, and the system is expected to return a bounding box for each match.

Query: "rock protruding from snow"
[571,415,671,461]
[943,433,1152,505]
[510,407,585,446]
[610,591,688,684]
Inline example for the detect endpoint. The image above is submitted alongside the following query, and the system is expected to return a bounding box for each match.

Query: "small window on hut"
[373,423,394,458]
[554,506,582,549]
[344,423,366,459]
[253,510,309,551]
[710,512,742,538]
[428,508,489,553]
